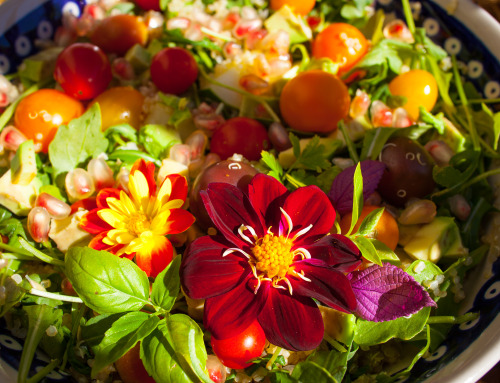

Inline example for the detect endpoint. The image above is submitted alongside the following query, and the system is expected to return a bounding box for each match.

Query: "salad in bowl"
[0,0,499,382]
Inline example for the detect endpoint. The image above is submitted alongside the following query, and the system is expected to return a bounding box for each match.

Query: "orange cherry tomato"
[90,14,148,56]
[279,70,350,133]
[115,343,155,383]
[90,86,145,130]
[312,23,368,75]
[339,205,399,251]
[270,0,316,15]
[14,89,84,153]
[388,69,438,121]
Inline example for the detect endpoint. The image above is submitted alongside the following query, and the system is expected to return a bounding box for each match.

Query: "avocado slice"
[0,169,41,216]
[403,217,468,262]
[11,140,37,185]
[18,47,63,85]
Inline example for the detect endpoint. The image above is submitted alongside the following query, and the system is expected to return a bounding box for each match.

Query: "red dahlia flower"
[181,174,436,351]
[80,159,195,277]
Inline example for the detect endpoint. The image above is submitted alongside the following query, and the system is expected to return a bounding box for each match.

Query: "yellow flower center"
[252,233,293,279]
[127,212,151,235]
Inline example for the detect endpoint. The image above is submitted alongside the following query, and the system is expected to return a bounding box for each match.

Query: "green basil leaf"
[371,239,399,262]
[141,314,211,383]
[352,236,382,266]
[91,312,160,377]
[65,247,150,313]
[291,361,337,383]
[354,307,431,346]
[81,313,127,347]
[151,255,182,312]
[48,103,109,178]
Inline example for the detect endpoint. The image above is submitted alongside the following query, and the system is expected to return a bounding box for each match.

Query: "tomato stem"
[266,346,282,370]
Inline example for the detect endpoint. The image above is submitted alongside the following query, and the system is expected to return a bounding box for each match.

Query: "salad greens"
[0,0,499,382]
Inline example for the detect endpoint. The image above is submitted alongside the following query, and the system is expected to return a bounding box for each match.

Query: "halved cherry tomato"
[54,43,112,100]
[134,0,161,11]
[90,86,145,130]
[14,89,84,153]
[339,205,399,251]
[150,47,199,95]
[270,0,316,15]
[388,69,438,121]
[90,14,148,56]
[210,320,266,370]
[115,343,155,383]
[312,23,368,75]
[210,117,271,161]
[279,70,350,133]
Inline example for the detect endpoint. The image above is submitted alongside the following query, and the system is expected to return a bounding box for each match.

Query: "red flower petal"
[204,275,269,339]
[247,174,288,228]
[306,234,362,272]
[201,183,265,248]
[96,188,121,209]
[80,208,113,234]
[70,197,97,214]
[161,208,195,235]
[290,259,357,313]
[181,235,251,300]
[162,173,188,201]
[131,159,157,196]
[258,287,324,351]
[282,185,335,245]
[135,236,174,278]
[88,231,125,254]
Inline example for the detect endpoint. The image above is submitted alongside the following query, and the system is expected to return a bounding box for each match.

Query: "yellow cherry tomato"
[270,0,316,15]
[14,89,84,153]
[388,69,438,121]
[90,87,145,130]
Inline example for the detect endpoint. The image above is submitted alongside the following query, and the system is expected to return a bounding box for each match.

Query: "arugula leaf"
[48,103,109,178]
[291,361,337,383]
[419,108,446,134]
[91,312,160,377]
[65,247,150,313]
[260,151,284,182]
[306,349,351,383]
[151,255,181,312]
[138,124,181,158]
[141,314,211,383]
[162,29,222,53]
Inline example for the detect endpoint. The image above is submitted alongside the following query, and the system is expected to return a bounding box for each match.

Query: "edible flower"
[181,174,436,351]
[80,159,195,277]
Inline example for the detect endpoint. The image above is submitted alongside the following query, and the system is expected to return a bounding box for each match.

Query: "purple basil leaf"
[347,263,436,322]
[328,160,386,216]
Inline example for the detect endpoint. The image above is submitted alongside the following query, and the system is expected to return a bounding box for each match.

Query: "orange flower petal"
[88,231,126,254]
[96,188,122,209]
[160,208,195,235]
[80,209,113,234]
[163,173,188,202]
[135,236,174,277]
[131,159,157,196]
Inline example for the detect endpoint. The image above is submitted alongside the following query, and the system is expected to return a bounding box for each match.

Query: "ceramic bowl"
[0,0,499,382]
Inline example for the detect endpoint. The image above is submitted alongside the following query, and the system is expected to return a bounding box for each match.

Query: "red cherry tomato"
[210,117,271,161]
[150,47,199,95]
[115,343,155,383]
[312,23,368,75]
[14,89,84,153]
[270,0,316,15]
[210,320,266,370]
[54,43,112,100]
[134,0,161,11]
[90,14,148,56]
[279,70,350,133]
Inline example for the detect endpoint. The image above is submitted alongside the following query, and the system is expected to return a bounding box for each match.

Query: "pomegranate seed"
[383,19,414,43]
[88,157,115,190]
[448,194,471,221]
[0,126,27,151]
[233,18,262,39]
[35,193,71,219]
[268,122,292,152]
[254,53,271,77]
[223,42,243,58]
[61,278,77,296]
[260,30,290,55]
[83,4,106,20]
[65,168,95,201]
[424,140,454,167]
[370,100,393,127]
[28,207,51,243]
[349,89,371,118]
[169,144,192,166]
[307,16,321,29]
[112,57,135,81]
[245,29,267,50]
[267,55,292,77]
[116,167,130,192]
[392,107,413,128]
[206,355,227,383]
[185,130,208,160]
[223,12,240,28]
[185,23,203,41]
[167,17,191,30]
[398,199,437,225]
[239,74,270,95]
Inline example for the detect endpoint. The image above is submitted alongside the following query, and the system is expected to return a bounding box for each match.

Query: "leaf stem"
[17,238,65,267]
[28,289,83,304]
[426,312,478,325]
[402,0,416,35]
[339,121,359,163]
[324,334,347,353]
[266,346,283,370]
[26,359,60,383]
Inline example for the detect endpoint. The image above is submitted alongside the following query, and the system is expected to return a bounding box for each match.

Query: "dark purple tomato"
[150,47,198,95]
[378,136,435,206]
[54,43,112,100]
[190,160,258,229]
[134,0,161,11]
[210,117,271,161]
